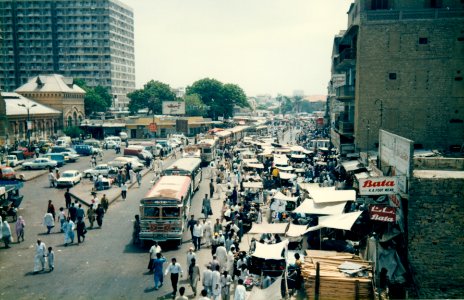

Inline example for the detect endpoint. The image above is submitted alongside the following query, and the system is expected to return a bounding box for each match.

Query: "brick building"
[15,74,85,128]
[329,0,464,154]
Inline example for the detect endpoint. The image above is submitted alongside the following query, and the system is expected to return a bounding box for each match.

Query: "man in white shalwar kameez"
[215,242,227,271]
[34,240,47,273]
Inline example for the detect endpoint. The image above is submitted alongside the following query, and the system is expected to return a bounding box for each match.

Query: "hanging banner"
[369,205,396,222]
[358,176,398,195]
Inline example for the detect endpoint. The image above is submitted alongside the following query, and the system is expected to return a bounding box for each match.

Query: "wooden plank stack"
[302,250,374,300]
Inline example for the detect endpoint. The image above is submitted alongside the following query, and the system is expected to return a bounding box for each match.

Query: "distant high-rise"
[0,0,135,107]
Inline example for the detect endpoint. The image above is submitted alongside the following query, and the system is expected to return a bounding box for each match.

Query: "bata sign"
[358,177,398,195]
[369,205,396,223]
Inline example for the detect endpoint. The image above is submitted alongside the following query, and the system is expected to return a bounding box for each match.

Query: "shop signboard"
[369,205,396,222]
[358,176,398,195]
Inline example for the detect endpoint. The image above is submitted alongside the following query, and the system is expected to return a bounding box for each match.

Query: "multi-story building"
[0,0,135,107]
[329,0,464,154]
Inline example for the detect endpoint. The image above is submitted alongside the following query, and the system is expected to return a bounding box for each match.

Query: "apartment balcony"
[336,85,355,101]
[334,48,356,71]
[335,120,354,136]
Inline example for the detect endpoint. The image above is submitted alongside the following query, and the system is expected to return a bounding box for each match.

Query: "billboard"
[162,101,185,115]
[379,130,413,177]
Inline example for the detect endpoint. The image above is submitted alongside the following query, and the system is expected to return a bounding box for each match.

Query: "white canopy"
[243,181,263,189]
[280,172,296,180]
[252,240,289,260]
[286,223,309,237]
[291,154,306,159]
[341,160,364,172]
[304,211,363,233]
[309,189,356,204]
[247,163,265,169]
[293,199,347,215]
[273,191,298,202]
[299,183,336,193]
[249,223,288,234]
[277,165,294,172]
[273,154,288,166]
[215,130,231,137]
[290,145,306,152]
[249,276,283,300]
[243,158,259,164]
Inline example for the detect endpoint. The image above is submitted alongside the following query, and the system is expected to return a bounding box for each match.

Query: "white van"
[119,132,128,141]
[57,136,71,146]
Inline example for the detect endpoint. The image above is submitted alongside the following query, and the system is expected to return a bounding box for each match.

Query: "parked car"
[74,145,95,156]
[56,170,82,187]
[0,166,17,180]
[55,140,70,147]
[5,155,24,167]
[61,151,80,162]
[43,153,68,167]
[22,158,57,170]
[83,164,117,178]
[103,140,118,149]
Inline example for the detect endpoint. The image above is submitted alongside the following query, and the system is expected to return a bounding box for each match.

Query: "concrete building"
[2,92,61,143]
[329,0,464,154]
[15,74,85,128]
[0,0,135,106]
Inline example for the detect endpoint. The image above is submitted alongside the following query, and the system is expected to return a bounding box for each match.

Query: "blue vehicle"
[74,145,94,156]
[42,153,67,167]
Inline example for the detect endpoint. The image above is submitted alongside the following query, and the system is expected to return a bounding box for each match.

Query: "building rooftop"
[2,92,61,116]
[15,74,86,94]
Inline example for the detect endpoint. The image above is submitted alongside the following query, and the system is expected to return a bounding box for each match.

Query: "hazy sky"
[120,0,353,97]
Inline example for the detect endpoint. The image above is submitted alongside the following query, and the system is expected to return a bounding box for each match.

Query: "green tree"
[63,126,83,138]
[186,78,248,120]
[127,80,175,115]
[184,94,208,116]
[74,79,112,116]
[292,95,304,113]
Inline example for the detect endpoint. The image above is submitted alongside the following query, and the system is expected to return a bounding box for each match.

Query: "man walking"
[165,257,183,298]
[76,219,86,244]
[121,183,128,200]
[33,239,47,273]
[64,188,71,209]
[209,179,215,199]
[152,253,166,290]
[76,204,85,222]
[201,194,212,220]
[95,204,105,228]
[187,215,196,241]
[192,221,203,251]
[202,265,213,297]
[68,203,77,222]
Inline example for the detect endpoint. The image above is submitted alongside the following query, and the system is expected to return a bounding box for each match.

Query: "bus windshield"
[162,207,180,218]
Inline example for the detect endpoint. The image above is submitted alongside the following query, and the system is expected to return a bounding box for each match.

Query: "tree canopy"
[184,94,208,117]
[127,80,176,115]
[186,78,248,120]
[74,79,112,116]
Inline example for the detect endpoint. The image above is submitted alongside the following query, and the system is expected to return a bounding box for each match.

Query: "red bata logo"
[362,179,395,188]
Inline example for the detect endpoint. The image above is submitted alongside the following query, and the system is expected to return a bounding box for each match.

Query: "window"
[419,37,428,44]
[162,207,180,218]
[371,0,389,10]
[389,73,397,80]
[144,207,160,218]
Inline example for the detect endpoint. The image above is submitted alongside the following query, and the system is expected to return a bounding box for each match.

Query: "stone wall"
[408,176,464,298]
[414,157,464,170]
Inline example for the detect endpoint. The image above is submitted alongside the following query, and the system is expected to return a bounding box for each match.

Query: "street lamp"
[211,98,215,121]
[17,102,37,149]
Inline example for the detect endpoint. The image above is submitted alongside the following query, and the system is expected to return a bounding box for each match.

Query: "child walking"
[47,247,55,272]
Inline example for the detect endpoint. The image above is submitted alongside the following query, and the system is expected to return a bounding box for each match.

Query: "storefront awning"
[249,276,283,300]
[242,181,263,189]
[305,211,363,232]
[286,223,309,237]
[294,199,347,215]
[309,189,356,204]
[280,172,296,180]
[299,183,336,193]
[341,160,365,172]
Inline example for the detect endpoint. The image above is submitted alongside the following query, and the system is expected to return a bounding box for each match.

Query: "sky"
[120,0,353,97]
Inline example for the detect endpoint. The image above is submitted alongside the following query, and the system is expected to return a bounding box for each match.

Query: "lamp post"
[211,98,215,121]
[17,103,37,149]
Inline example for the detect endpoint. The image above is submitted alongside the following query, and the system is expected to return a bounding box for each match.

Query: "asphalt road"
[0,147,222,300]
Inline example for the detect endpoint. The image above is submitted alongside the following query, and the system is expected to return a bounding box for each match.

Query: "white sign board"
[162,101,185,115]
[332,74,346,88]
[379,130,413,177]
[358,176,399,195]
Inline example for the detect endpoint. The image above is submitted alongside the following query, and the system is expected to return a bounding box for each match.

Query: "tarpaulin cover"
[309,189,356,203]
[273,191,298,202]
[277,165,294,172]
[286,223,309,237]
[252,240,289,260]
[341,160,364,172]
[243,158,259,164]
[249,223,289,234]
[293,198,347,215]
[249,276,283,300]
[305,211,363,232]
[247,163,265,169]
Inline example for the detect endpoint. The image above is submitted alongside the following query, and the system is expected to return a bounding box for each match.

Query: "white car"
[103,140,118,149]
[56,170,82,187]
[61,151,80,162]
[22,158,57,170]
[83,164,117,178]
